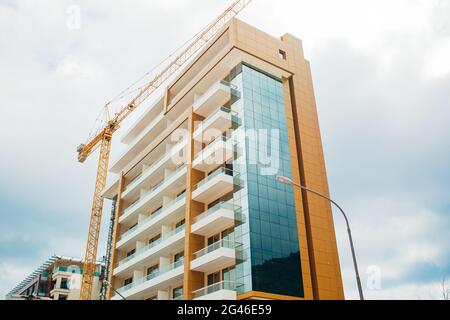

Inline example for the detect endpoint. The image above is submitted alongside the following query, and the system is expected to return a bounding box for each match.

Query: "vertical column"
[160,256,170,269]
[107,173,125,299]
[282,33,344,300]
[183,111,206,300]
[136,241,145,251]
[157,290,169,300]
[283,76,315,300]
[138,214,146,224]
[133,270,144,283]
[55,276,62,289]
[161,225,171,237]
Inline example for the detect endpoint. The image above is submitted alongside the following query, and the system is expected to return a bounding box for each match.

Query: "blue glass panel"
[229,63,304,298]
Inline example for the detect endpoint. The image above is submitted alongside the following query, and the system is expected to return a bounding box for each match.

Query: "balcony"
[113,260,184,300]
[111,112,166,174]
[193,81,236,118]
[50,287,70,297]
[191,202,238,236]
[192,281,238,300]
[117,194,186,249]
[120,165,187,226]
[114,226,185,277]
[193,107,235,142]
[190,240,236,273]
[122,139,187,200]
[192,168,237,204]
[52,266,83,276]
[192,136,234,172]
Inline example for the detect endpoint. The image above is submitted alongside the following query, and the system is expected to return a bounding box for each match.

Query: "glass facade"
[229,64,304,298]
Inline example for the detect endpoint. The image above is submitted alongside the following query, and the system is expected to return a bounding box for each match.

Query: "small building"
[6,255,105,300]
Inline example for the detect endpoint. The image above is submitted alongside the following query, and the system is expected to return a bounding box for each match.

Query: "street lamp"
[103,280,127,300]
[276,175,364,300]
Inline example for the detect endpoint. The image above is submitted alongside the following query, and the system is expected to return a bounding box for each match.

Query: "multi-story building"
[102,18,344,300]
[6,255,104,300]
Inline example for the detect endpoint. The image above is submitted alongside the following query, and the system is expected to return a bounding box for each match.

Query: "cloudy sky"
[1,0,449,300]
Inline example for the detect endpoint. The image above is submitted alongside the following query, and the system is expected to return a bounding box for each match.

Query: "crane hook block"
[77,144,86,153]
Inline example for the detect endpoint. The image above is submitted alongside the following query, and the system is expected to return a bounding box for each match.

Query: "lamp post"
[103,280,127,300]
[276,175,364,300]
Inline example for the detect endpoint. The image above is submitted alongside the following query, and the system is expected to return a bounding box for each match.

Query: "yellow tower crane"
[77,0,253,300]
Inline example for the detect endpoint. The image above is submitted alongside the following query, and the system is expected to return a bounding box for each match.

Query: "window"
[31,284,37,295]
[177,190,186,198]
[124,278,133,286]
[208,199,221,209]
[207,272,221,286]
[173,286,183,299]
[208,228,234,246]
[129,223,137,231]
[60,279,68,290]
[38,283,47,296]
[26,284,36,296]
[278,49,287,60]
[221,228,234,241]
[149,234,161,246]
[222,267,236,283]
[207,233,220,246]
[151,206,162,216]
[174,251,184,264]
[175,219,185,229]
[58,295,68,301]
[126,249,136,257]
[208,166,220,176]
[147,265,159,278]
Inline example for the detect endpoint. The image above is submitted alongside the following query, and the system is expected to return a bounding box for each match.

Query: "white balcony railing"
[193,136,234,172]
[117,225,185,267]
[194,202,239,224]
[122,165,187,217]
[192,281,238,300]
[193,167,234,191]
[193,80,238,118]
[111,112,166,173]
[124,139,187,195]
[119,193,186,241]
[192,239,236,260]
[192,167,238,204]
[116,258,185,295]
[193,106,237,141]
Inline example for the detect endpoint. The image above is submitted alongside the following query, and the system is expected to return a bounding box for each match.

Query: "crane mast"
[77,0,253,300]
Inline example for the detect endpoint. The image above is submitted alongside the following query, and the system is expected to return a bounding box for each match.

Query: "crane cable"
[86,16,218,143]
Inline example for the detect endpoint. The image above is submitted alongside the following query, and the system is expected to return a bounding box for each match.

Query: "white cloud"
[56,57,106,80]
[364,280,447,300]
[335,196,450,299]
[423,39,450,79]
[0,262,32,297]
